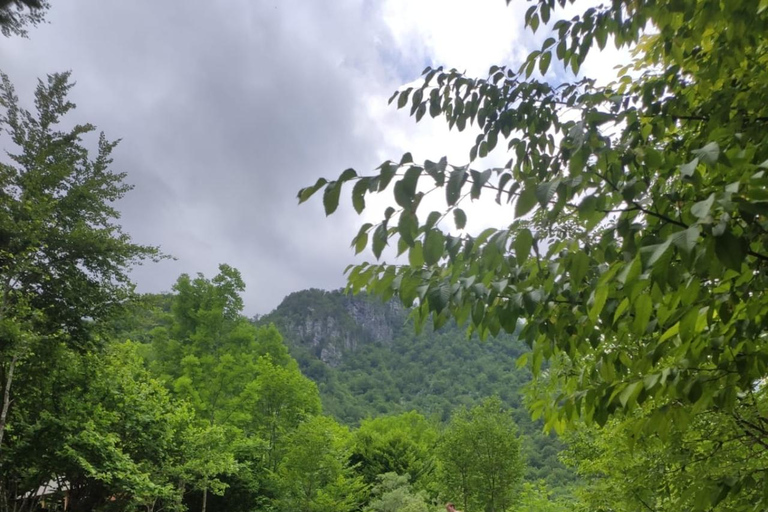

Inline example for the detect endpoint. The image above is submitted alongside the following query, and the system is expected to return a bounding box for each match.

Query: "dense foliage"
[0,71,161,510]
[9,0,768,511]
[301,0,768,510]
[264,289,574,489]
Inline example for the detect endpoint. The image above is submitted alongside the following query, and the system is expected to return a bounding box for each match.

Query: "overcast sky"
[2,0,623,316]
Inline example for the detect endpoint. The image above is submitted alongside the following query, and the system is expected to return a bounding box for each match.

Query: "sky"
[2,0,624,316]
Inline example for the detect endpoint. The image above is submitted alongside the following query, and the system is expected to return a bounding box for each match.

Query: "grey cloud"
[3,0,410,315]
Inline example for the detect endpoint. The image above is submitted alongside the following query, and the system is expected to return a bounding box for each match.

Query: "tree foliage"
[274,415,365,512]
[0,70,160,469]
[0,0,48,37]
[363,472,431,512]
[301,1,768,508]
[562,389,768,512]
[436,397,523,512]
[351,411,438,493]
[0,341,198,512]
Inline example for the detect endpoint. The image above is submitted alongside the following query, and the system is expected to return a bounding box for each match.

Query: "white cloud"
[382,0,528,76]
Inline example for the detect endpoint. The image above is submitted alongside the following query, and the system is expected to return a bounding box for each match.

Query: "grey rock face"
[264,289,406,367]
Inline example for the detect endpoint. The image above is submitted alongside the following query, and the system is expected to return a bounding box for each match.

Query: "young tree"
[301,1,768,508]
[436,397,523,512]
[364,472,431,512]
[0,71,160,456]
[351,411,438,493]
[151,265,259,426]
[275,415,365,512]
[149,266,324,512]
[244,355,321,472]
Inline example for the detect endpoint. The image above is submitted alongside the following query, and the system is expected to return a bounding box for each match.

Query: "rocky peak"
[261,289,406,366]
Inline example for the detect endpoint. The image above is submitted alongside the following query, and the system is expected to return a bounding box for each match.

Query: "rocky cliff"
[261,289,406,366]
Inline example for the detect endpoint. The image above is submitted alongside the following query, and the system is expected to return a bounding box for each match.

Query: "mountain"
[259,288,406,367]
[260,288,575,488]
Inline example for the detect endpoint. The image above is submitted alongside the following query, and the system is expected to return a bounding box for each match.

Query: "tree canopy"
[0,71,160,461]
[301,0,768,509]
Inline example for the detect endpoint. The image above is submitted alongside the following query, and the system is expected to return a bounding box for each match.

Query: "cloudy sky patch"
[2,0,623,315]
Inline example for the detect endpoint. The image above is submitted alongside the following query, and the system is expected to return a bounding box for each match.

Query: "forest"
[3,0,768,511]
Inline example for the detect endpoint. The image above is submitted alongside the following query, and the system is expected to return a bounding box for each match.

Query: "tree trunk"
[201,486,207,512]
[0,355,18,456]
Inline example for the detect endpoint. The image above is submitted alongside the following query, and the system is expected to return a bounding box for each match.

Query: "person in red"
[445,503,461,512]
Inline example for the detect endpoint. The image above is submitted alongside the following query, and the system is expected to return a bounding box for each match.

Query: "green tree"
[0,341,196,512]
[245,355,321,472]
[562,390,768,512]
[436,397,523,512]
[301,1,768,508]
[0,71,159,458]
[364,472,431,512]
[151,265,260,426]
[351,411,438,493]
[516,481,573,512]
[275,415,365,512]
[149,266,325,512]
[175,423,238,512]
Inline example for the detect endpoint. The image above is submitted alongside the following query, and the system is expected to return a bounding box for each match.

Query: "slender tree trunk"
[201,486,207,512]
[0,355,18,456]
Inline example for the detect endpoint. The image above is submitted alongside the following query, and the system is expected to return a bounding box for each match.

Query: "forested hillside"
[262,289,573,487]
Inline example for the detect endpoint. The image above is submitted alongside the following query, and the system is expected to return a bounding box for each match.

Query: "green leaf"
[397,87,411,109]
[428,281,452,313]
[372,223,388,259]
[425,211,441,230]
[614,297,630,324]
[671,226,700,254]
[338,168,357,182]
[423,229,445,266]
[514,228,534,265]
[633,295,653,336]
[470,169,491,199]
[570,251,590,285]
[515,186,537,217]
[394,180,410,208]
[398,210,418,246]
[589,286,608,323]
[539,51,552,75]
[425,157,446,186]
[446,167,467,206]
[714,230,746,271]
[619,381,642,408]
[691,193,715,219]
[659,322,679,343]
[351,179,368,214]
[535,179,560,206]
[409,241,424,267]
[645,239,671,267]
[353,231,368,254]
[692,142,719,165]
[298,177,327,203]
[378,162,398,191]
[453,208,467,230]
[680,157,699,177]
[323,181,341,215]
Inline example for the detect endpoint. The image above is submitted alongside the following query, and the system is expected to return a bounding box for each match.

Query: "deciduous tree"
[0,71,159,458]
[436,397,523,512]
[301,1,768,507]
